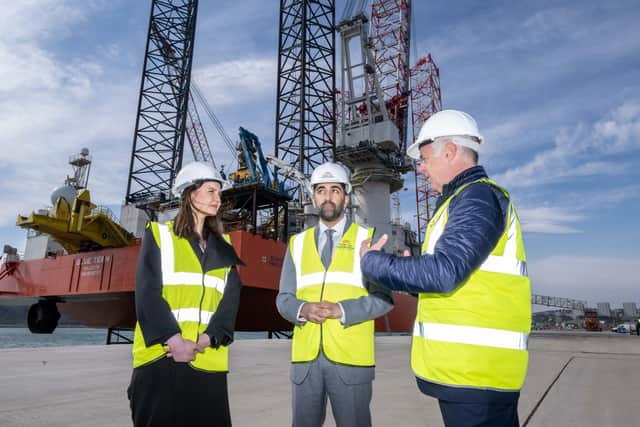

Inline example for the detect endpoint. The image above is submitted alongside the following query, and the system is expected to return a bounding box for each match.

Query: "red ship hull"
[0,230,416,333]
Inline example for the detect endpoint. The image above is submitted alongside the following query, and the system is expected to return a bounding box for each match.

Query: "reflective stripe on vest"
[158,224,227,293]
[291,225,368,291]
[132,222,231,372]
[290,223,375,366]
[425,201,527,277]
[171,308,215,324]
[412,178,531,391]
[413,322,528,351]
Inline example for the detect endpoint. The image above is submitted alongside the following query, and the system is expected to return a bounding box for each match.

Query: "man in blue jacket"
[360,110,531,427]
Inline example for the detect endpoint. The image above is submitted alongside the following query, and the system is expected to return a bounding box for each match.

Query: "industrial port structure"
[1,1,626,340]
[1,0,441,338]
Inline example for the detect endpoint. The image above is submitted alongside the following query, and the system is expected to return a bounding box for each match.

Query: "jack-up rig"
[1,0,447,341]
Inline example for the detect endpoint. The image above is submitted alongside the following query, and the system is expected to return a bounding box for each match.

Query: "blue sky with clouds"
[1,1,638,307]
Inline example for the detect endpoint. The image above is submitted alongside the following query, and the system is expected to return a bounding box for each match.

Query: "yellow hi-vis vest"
[290,223,375,366]
[412,178,531,391]
[132,221,231,372]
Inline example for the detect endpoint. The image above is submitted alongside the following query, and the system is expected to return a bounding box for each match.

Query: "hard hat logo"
[310,162,352,194]
[172,161,231,197]
[406,109,484,160]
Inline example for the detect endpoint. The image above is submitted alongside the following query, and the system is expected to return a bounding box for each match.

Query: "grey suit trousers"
[291,352,373,427]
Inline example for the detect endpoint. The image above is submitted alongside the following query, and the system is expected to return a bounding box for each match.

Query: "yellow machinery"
[17,189,132,254]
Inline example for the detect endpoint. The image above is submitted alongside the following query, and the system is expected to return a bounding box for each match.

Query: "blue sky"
[0,1,638,307]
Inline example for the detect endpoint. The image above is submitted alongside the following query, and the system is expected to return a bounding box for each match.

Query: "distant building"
[532,309,576,329]
[612,308,625,321]
[622,302,638,319]
[597,302,612,318]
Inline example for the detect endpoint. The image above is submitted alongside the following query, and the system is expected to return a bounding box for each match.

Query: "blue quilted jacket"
[361,165,520,403]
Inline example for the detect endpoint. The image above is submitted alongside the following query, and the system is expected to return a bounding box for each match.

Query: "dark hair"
[418,140,432,151]
[173,181,223,241]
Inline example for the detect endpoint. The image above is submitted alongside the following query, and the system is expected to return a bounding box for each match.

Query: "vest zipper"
[318,266,328,356]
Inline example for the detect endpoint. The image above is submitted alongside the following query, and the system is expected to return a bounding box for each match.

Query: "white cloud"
[0,1,88,43]
[593,102,640,153]
[507,181,640,236]
[192,57,277,107]
[0,66,137,224]
[529,255,639,306]
[415,1,640,174]
[519,8,576,44]
[518,206,584,234]
[494,101,640,188]
[0,4,279,243]
[0,1,138,230]
[593,184,640,206]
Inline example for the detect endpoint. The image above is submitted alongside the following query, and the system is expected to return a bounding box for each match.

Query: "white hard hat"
[310,162,352,194]
[172,161,231,197]
[407,109,484,160]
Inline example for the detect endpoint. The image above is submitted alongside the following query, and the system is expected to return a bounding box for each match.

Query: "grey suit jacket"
[276,221,394,384]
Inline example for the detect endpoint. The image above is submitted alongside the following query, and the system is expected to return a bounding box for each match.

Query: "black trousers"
[128,356,231,427]
[438,399,520,427]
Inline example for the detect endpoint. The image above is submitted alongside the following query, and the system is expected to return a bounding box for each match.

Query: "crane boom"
[265,155,311,199]
[125,0,198,206]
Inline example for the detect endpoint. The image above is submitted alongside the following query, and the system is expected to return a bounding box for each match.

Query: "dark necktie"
[321,229,335,269]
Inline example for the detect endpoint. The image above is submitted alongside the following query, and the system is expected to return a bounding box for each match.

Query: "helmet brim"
[311,181,352,194]
[172,178,232,198]
[407,139,429,160]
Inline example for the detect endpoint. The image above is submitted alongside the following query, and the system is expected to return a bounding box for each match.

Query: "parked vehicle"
[611,323,632,333]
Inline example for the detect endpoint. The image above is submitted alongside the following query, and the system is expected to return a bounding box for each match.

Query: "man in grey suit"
[276,162,393,427]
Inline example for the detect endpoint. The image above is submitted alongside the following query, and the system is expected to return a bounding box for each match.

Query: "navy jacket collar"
[436,165,487,209]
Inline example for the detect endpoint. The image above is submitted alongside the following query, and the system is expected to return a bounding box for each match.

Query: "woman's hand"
[165,333,197,362]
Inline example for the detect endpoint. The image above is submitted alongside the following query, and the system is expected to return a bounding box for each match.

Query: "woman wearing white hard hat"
[128,161,242,427]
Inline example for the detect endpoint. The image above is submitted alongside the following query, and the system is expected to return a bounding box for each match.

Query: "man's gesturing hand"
[359,233,388,258]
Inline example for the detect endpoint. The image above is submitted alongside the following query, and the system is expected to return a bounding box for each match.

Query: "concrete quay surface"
[0,332,638,426]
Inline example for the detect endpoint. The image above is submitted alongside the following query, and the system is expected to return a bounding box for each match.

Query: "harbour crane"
[0,0,419,338]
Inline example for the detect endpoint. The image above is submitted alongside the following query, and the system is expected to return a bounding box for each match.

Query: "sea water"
[0,327,269,349]
[0,327,110,348]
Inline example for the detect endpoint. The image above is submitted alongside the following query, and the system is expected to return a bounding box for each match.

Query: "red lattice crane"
[369,0,411,155]
[368,1,442,244]
[410,54,442,244]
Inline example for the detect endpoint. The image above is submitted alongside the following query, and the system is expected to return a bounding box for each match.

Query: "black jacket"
[361,166,520,403]
[135,224,243,349]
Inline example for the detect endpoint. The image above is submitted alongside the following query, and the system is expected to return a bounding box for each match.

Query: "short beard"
[319,200,344,222]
